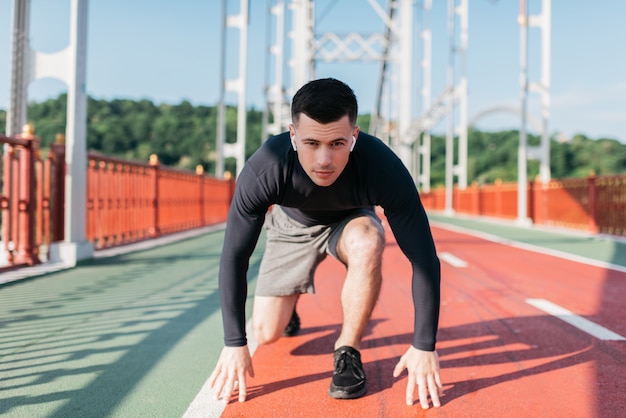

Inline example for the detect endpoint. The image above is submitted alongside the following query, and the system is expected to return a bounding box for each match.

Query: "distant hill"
[1,95,624,184]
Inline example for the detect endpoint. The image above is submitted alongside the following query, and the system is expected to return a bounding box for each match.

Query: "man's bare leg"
[334,216,385,350]
[252,294,299,345]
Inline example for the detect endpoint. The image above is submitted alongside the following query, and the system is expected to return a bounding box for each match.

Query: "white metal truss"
[315,32,389,62]
[517,0,551,224]
[267,0,416,172]
[369,0,396,146]
[412,0,467,211]
[263,0,314,139]
[367,0,415,169]
[415,0,432,193]
[396,0,415,170]
[5,0,29,137]
[264,0,291,137]
[442,0,468,214]
[288,0,315,95]
[217,0,249,177]
[4,0,92,266]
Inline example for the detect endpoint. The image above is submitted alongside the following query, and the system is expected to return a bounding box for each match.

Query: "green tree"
[10,93,625,182]
[0,110,6,135]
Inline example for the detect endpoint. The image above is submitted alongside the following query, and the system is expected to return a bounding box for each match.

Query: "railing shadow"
[0,231,264,418]
[237,314,606,407]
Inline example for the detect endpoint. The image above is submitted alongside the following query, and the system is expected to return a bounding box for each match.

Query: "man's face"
[289,113,360,187]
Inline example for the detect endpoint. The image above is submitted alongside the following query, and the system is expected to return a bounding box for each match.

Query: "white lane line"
[440,252,468,268]
[431,220,626,274]
[183,320,259,418]
[526,298,626,341]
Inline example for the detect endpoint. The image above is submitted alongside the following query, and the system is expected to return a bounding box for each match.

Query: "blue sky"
[1,0,625,143]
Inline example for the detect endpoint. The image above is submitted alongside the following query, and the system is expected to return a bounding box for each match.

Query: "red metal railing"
[3,127,624,272]
[84,153,234,249]
[1,126,57,268]
[1,130,234,271]
[421,174,626,236]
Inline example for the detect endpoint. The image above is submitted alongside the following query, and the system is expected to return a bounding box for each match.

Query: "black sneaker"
[282,308,300,337]
[328,346,367,399]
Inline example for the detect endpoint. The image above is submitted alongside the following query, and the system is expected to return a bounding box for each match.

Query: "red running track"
[223,224,626,417]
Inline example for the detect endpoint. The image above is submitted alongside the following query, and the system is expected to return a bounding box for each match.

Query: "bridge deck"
[1,215,625,417]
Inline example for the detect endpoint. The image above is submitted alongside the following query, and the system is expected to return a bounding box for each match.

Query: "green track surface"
[428,212,626,268]
[0,230,264,418]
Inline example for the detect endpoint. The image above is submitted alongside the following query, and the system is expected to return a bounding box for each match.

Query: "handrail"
[3,128,624,273]
[0,135,31,147]
[1,132,235,271]
[420,173,626,236]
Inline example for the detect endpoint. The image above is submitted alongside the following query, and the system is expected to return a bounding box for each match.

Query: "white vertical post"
[42,0,95,265]
[397,0,413,170]
[444,0,455,215]
[6,0,29,137]
[538,0,551,184]
[265,0,287,137]
[272,0,285,134]
[457,0,468,190]
[9,0,93,265]
[518,0,550,222]
[54,0,93,264]
[234,0,248,176]
[289,0,313,93]
[517,0,530,225]
[2,0,30,265]
[217,0,248,177]
[216,0,227,177]
[420,0,432,193]
[443,0,469,211]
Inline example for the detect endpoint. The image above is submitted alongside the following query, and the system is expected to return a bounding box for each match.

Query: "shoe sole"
[282,323,300,337]
[328,383,367,400]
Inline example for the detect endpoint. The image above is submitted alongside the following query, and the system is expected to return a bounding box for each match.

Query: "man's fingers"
[427,374,441,408]
[392,358,406,378]
[212,374,226,400]
[405,369,416,406]
[238,384,247,402]
[222,384,233,403]
[209,346,253,402]
[208,371,218,390]
[221,374,239,403]
[417,375,429,410]
[238,372,248,402]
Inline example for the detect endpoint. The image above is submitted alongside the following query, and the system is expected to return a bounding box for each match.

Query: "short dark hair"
[291,78,358,126]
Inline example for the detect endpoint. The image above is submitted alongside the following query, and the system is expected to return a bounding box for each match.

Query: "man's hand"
[393,346,442,409]
[208,345,255,403]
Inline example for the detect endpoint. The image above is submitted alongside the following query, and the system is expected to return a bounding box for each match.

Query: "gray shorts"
[255,205,381,296]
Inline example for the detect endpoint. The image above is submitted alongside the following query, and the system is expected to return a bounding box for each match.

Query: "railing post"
[49,134,66,242]
[470,181,479,215]
[588,171,598,233]
[14,125,41,265]
[495,178,503,217]
[527,177,535,222]
[196,165,206,226]
[149,154,160,238]
[1,140,15,264]
[225,170,235,219]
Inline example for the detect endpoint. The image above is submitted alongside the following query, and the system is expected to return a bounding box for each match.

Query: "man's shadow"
[243,315,598,405]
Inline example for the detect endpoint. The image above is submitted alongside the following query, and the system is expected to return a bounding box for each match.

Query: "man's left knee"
[252,319,282,345]
[340,217,385,259]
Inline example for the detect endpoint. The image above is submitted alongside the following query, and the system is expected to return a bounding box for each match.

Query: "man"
[209,78,442,409]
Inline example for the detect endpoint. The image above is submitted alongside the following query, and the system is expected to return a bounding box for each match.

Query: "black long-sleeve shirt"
[219,131,441,351]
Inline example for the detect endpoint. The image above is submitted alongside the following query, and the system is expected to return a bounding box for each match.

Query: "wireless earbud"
[291,136,297,151]
[350,136,356,152]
